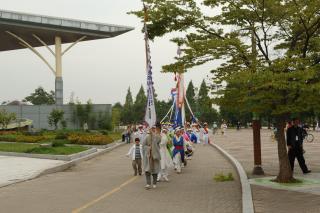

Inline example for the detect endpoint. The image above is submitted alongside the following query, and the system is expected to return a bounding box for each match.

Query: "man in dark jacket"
[286,118,311,174]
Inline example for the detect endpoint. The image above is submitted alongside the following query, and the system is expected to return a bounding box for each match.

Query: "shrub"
[67,134,113,145]
[16,135,46,143]
[23,131,43,136]
[99,130,109,135]
[52,140,68,147]
[0,135,45,143]
[0,131,18,135]
[55,132,69,140]
[214,173,234,182]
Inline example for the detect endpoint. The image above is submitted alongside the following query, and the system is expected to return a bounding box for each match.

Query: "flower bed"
[67,134,114,145]
[0,135,46,143]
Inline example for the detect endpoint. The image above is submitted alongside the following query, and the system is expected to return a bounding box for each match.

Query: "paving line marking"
[72,176,138,213]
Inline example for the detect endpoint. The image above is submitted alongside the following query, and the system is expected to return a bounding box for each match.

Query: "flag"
[144,6,157,127]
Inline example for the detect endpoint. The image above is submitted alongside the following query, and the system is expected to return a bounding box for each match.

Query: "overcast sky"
[0,0,214,105]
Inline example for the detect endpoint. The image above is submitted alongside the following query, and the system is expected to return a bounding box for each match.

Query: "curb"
[210,143,254,213]
[0,141,126,189]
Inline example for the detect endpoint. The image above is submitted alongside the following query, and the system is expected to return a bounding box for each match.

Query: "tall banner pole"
[143,4,157,127]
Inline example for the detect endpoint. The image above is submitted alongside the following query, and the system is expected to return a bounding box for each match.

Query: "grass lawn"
[0,143,39,153]
[27,146,88,155]
[0,143,88,155]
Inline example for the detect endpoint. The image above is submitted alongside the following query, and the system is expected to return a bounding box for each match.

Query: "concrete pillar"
[55,36,63,105]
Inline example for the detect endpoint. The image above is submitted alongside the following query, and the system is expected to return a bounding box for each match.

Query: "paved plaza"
[212,128,320,213]
[0,143,241,213]
[0,156,64,188]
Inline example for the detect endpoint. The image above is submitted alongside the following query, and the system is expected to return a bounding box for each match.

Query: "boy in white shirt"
[126,138,143,176]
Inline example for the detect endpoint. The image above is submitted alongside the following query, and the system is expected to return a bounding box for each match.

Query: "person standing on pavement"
[125,125,132,144]
[202,123,210,144]
[157,127,173,182]
[142,124,161,189]
[126,138,143,176]
[136,124,146,144]
[286,118,311,174]
[172,128,185,173]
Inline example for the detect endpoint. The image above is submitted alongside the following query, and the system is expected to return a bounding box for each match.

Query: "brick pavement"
[212,128,320,213]
[0,143,241,213]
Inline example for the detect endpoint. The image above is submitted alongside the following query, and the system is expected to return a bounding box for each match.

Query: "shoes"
[139,173,142,176]
[152,184,157,189]
[157,178,160,182]
[145,184,151,189]
[164,176,169,182]
[303,170,311,174]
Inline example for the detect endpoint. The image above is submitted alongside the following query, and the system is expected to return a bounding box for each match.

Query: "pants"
[132,159,142,175]
[126,134,131,144]
[288,146,309,173]
[145,172,158,185]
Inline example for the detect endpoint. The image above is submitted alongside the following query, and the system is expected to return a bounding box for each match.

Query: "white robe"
[159,133,173,169]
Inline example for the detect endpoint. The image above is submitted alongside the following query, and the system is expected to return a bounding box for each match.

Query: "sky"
[0,0,214,105]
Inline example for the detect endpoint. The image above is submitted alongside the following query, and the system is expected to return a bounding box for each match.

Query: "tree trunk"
[267,117,271,129]
[274,116,294,183]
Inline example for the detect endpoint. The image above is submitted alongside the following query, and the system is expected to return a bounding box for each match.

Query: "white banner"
[144,19,157,127]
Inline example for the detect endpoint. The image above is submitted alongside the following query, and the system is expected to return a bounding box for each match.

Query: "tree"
[72,100,94,129]
[197,80,218,123]
[131,0,320,182]
[48,109,64,130]
[186,81,196,121]
[97,111,112,131]
[122,87,134,124]
[0,109,16,129]
[133,85,147,123]
[24,87,55,105]
[112,102,123,129]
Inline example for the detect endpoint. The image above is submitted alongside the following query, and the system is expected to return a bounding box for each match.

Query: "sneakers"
[163,176,169,182]
[152,184,157,189]
[145,184,151,189]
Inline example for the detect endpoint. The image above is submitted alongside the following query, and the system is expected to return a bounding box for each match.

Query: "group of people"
[125,122,210,190]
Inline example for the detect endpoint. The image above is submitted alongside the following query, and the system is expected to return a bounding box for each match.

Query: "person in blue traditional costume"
[172,127,185,173]
[187,128,198,144]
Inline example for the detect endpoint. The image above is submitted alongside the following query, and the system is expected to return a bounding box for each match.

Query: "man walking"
[286,118,311,174]
[142,123,161,189]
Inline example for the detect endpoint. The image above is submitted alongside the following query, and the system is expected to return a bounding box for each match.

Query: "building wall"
[0,104,112,130]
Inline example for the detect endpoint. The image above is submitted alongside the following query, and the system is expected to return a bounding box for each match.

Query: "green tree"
[186,81,196,121]
[131,0,320,182]
[72,100,94,129]
[122,87,135,124]
[48,109,64,130]
[197,80,218,123]
[97,111,112,131]
[112,102,123,129]
[24,87,55,105]
[133,85,147,123]
[0,109,16,129]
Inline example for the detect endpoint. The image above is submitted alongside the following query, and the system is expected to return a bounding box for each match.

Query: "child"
[126,138,143,176]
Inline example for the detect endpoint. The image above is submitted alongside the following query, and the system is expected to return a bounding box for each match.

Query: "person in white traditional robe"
[157,128,173,182]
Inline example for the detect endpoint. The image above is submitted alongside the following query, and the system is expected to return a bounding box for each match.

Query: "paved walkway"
[0,144,241,213]
[212,129,320,213]
[0,156,64,187]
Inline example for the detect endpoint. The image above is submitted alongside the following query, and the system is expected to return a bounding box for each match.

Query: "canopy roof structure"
[0,9,134,106]
[0,9,134,51]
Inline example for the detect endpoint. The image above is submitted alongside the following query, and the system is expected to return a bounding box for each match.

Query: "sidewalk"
[211,129,320,213]
[0,156,64,187]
